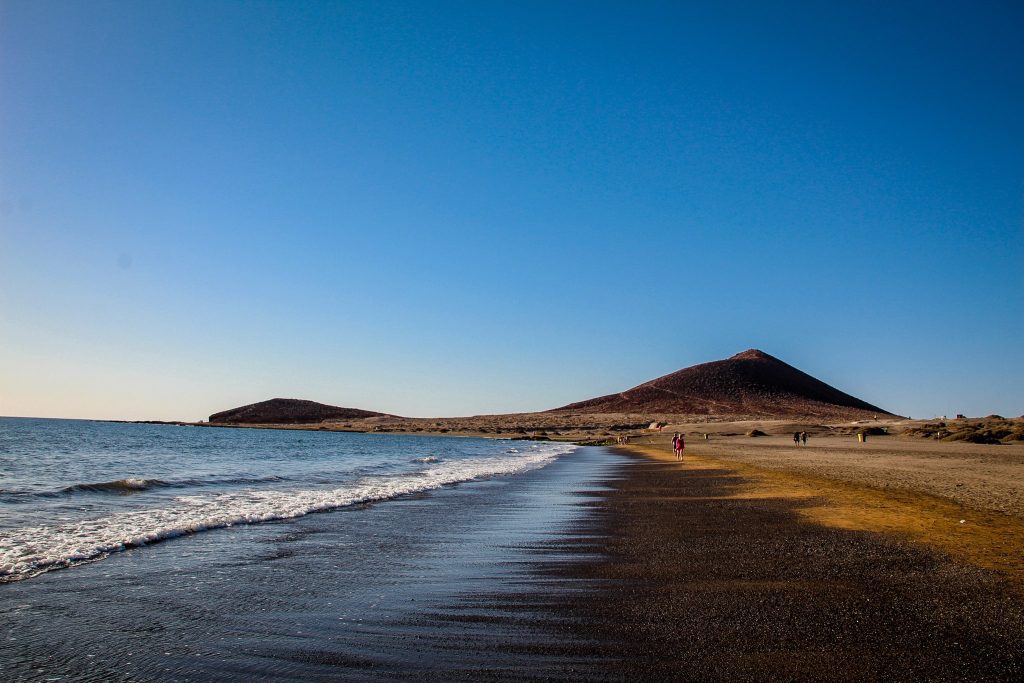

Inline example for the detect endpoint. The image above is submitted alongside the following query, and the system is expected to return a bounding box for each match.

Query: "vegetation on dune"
[904,418,1024,445]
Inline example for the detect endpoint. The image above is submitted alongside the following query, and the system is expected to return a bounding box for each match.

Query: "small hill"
[552,349,891,419]
[209,398,389,424]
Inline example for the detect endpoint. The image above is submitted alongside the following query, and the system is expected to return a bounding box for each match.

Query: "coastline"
[0,443,624,680]
[7,422,1024,679]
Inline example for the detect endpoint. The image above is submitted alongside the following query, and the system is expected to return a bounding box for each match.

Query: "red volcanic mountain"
[552,349,891,419]
[209,398,390,424]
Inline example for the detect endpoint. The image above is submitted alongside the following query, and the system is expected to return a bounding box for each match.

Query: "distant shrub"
[746,429,766,437]
[907,417,1022,444]
[1003,425,1024,442]
[945,431,1001,445]
[576,438,616,446]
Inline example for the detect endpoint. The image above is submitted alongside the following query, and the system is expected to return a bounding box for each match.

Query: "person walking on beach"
[671,433,679,459]
[801,431,808,446]
[793,432,801,446]
[676,433,685,461]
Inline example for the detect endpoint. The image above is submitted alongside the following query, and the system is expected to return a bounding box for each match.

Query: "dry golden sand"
[550,445,1024,680]
[627,434,1024,591]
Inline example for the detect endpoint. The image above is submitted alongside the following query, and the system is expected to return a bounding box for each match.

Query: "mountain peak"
[730,349,775,361]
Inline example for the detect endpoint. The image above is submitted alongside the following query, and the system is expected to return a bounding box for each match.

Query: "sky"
[1,0,1022,421]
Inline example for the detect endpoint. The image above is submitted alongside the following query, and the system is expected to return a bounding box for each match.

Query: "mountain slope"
[552,349,890,419]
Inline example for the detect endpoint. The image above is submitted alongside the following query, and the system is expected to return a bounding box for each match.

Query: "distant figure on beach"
[675,434,685,461]
[793,432,800,446]
[801,431,808,445]
[672,433,679,458]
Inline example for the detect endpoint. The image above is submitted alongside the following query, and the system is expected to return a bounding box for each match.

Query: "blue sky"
[1,0,1021,420]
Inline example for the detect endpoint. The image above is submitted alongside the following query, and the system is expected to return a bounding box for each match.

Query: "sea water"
[0,417,619,680]
[0,417,575,582]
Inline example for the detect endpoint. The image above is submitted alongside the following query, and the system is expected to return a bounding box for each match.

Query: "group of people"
[669,430,807,459]
[672,432,685,460]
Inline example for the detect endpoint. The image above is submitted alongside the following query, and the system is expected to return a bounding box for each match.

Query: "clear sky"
[1,0,1022,421]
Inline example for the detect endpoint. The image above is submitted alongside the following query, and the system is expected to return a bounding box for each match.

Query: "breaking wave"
[0,443,576,582]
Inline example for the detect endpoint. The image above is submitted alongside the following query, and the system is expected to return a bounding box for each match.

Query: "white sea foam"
[0,442,576,581]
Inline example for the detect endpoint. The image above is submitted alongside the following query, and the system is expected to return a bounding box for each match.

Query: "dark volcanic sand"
[542,449,1024,681]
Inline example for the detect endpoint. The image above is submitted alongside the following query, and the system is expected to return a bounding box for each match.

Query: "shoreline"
[0,440,623,680]
[6,420,1024,678]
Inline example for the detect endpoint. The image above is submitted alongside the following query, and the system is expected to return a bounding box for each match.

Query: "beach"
[546,441,1024,680]
[4,420,1024,680]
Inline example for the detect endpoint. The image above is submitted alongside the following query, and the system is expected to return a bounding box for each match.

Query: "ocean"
[0,417,620,680]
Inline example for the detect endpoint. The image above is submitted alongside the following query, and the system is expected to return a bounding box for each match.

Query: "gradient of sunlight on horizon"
[1,0,1022,420]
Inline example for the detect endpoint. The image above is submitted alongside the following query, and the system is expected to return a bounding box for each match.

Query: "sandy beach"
[541,440,1024,680]
[631,427,1024,588]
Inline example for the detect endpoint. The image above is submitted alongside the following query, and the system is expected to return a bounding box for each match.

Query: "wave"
[0,443,576,582]
[61,478,171,494]
[411,456,440,463]
[0,475,292,499]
